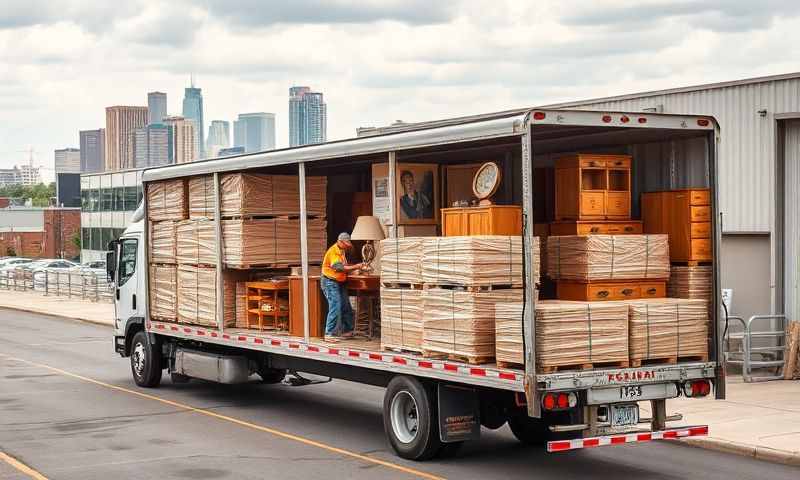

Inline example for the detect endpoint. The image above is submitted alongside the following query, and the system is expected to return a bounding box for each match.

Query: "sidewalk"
[0,289,113,326]
[0,290,798,465]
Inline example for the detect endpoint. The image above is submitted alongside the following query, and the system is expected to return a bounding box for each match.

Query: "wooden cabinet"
[289,276,326,338]
[549,220,643,236]
[641,189,712,263]
[555,154,631,220]
[441,205,521,236]
[556,280,666,301]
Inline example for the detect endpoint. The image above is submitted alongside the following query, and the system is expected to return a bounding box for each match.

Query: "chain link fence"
[0,268,114,302]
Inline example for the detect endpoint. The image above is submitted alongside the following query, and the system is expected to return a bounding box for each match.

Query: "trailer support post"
[388,151,397,238]
[213,172,224,334]
[299,162,310,343]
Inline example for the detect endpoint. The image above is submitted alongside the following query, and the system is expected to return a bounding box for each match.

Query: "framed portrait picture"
[395,163,439,225]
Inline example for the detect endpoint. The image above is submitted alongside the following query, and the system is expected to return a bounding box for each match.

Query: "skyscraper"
[147,91,167,125]
[105,106,148,171]
[54,148,81,173]
[289,86,327,147]
[164,116,197,164]
[206,120,230,158]
[133,124,172,167]
[182,82,204,159]
[233,113,276,153]
[79,129,105,173]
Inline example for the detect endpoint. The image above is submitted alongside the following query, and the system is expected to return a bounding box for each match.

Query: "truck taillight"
[697,118,710,126]
[620,115,630,123]
[638,117,647,124]
[533,111,546,120]
[543,392,578,411]
[602,115,612,123]
[683,380,711,398]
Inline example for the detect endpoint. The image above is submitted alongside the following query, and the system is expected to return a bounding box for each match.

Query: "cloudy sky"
[1,0,799,181]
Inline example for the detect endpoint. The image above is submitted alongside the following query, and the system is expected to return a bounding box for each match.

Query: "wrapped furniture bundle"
[627,298,709,365]
[150,220,177,264]
[380,287,424,352]
[150,264,177,320]
[421,236,530,287]
[219,173,327,217]
[176,265,247,327]
[380,237,423,285]
[546,234,669,281]
[147,179,187,221]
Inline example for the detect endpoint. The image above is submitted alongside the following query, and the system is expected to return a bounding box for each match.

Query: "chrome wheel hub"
[390,391,419,444]
[132,342,146,376]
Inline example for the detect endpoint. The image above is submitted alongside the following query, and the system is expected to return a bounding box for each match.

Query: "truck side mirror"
[106,241,118,281]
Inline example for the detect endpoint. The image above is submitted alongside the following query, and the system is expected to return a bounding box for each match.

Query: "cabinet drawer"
[691,222,711,238]
[607,157,631,169]
[580,157,606,168]
[586,284,615,300]
[574,223,606,234]
[579,192,606,217]
[689,190,710,205]
[641,283,666,298]
[690,239,712,260]
[612,284,640,299]
[690,205,711,222]
[605,192,630,218]
[603,222,643,234]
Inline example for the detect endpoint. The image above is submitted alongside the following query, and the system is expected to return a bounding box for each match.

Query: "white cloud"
[0,0,798,181]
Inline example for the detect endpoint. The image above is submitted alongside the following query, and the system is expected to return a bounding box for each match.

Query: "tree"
[0,183,55,207]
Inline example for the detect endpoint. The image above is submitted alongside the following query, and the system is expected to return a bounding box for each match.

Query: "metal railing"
[0,268,114,302]
[723,314,787,382]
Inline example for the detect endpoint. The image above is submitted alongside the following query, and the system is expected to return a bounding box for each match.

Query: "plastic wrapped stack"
[534,300,629,372]
[147,179,187,221]
[422,288,522,363]
[149,264,177,321]
[546,234,670,281]
[220,173,327,217]
[188,175,216,219]
[176,266,246,327]
[627,298,709,365]
[380,237,423,285]
[150,221,177,264]
[380,287,424,352]
[494,301,525,367]
[421,236,528,287]
[176,218,216,265]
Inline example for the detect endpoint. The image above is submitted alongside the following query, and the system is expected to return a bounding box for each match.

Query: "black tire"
[383,376,442,461]
[507,414,549,445]
[258,368,287,384]
[130,331,162,388]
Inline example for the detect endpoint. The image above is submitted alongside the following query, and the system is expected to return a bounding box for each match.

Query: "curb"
[682,437,800,467]
[0,304,114,328]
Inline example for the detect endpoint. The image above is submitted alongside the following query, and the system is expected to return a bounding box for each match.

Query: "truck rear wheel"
[507,414,548,445]
[383,376,442,461]
[130,331,162,388]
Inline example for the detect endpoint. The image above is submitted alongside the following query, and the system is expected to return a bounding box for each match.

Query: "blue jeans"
[321,276,353,335]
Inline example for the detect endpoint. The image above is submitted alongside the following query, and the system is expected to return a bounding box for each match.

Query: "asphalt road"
[1,309,798,480]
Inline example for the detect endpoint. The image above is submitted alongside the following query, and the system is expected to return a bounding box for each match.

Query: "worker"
[321,232,365,342]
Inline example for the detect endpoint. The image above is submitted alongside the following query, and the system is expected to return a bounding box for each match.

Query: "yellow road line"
[0,451,49,480]
[0,354,445,480]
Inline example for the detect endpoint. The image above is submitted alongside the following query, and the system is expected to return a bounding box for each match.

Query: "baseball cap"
[338,232,351,242]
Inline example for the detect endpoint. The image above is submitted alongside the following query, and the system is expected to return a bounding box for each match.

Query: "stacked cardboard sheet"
[147,179,187,221]
[176,219,216,265]
[421,236,530,286]
[535,300,629,371]
[380,287,424,352]
[188,175,216,219]
[235,281,248,329]
[220,174,327,217]
[150,221,177,264]
[494,301,525,366]
[546,234,669,281]
[627,298,709,363]
[668,265,712,299]
[176,265,246,327]
[222,217,327,267]
[380,237,423,284]
[150,264,177,320]
[422,288,522,361]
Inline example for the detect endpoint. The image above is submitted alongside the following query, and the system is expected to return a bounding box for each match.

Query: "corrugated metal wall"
[785,120,800,322]
[565,78,800,233]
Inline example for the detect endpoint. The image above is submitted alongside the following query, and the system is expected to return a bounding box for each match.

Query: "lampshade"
[351,216,386,241]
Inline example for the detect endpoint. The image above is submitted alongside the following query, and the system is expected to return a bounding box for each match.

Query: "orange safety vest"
[322,243,347,282]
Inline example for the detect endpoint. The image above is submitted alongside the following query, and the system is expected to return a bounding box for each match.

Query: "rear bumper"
[547,425,709,452]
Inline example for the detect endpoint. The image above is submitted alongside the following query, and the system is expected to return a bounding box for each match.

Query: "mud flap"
[437,384,481,443]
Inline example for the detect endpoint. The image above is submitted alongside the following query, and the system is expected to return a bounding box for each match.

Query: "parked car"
[31,260,79,291]
[0,258,32,270]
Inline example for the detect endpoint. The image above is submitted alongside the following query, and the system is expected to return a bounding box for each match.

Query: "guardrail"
[723,314,787,382]
[0,268,114,302]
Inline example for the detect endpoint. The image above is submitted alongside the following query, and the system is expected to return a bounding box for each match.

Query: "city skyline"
[289,86,327,147]
[234,112,276,154]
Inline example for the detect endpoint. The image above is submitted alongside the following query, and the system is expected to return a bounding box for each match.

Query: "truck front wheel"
[130,331,162,388]
[383,376,442,461]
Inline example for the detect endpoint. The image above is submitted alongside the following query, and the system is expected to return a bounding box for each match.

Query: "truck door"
[115,237,141,331]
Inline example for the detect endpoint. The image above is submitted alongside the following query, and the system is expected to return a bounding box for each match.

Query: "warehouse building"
[544,72,800,326]
[0,207,81,260]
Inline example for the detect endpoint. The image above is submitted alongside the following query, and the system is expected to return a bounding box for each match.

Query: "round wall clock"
[472,162,501,205]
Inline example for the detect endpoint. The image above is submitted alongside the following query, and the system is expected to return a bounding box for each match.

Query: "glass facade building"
[182,86,204,159]
[289,86,327,147]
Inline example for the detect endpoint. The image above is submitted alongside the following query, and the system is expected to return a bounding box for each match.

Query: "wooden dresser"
[549,220,643,236]
[642,189,712,262]
[441,205,521,236]
[555,154,631,220]
[288,275,325,338]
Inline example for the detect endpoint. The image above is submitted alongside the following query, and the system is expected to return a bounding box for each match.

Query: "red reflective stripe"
[171,326,179,331]
[662,431,678,439]
[369,353,382,360]
[393,356,407,365]
[498,372,516,380]
[308,346,320,352]
[610,436,627,445]
[470,368,486,376]
[444,364,458,372]
[289,343,300,349]
[328,348,339,355]
[196,330,205,336]
[689,426,708,435]
[418,361,433,368]
[184,328,192,333]
[155,324,165,329]
[348,351,360,357]
[237,336,247,341]
[271,340,281,346]
[253,338,263,344]
[637,433,652,441]
[210,332,218,337]
[548,441,572,452]
[222,334,230,339]
[583,438,600,448]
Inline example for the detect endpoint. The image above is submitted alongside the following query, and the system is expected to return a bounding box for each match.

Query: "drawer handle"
[596,290,610,298]
[590,227,600,233]
[647,288,657,295]
[621,288,634,296]
[614,161,624,166]
[624,226,634,232]
[588,161,597,167]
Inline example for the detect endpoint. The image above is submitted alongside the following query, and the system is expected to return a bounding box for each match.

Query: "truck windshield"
[118,239,137,286]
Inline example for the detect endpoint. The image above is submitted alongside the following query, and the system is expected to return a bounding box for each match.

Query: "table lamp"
[350,215,386,273]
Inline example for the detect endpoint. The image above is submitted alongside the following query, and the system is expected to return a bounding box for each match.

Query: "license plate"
[619,385,643,400]
[610,404,639,427]
[586,383,678,405]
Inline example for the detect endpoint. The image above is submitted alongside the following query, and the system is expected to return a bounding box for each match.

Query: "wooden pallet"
[538,360,630,374]
[630,355,708,368]
[421,350,494,365]
[382,344,424,355]
[422,283,521,292]
[381,282,423,290]
[496,360,524,370]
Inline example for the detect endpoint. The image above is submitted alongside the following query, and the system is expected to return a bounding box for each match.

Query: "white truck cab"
[109,205,147,355]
